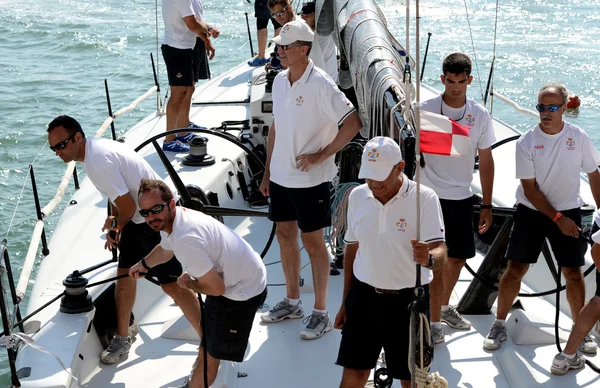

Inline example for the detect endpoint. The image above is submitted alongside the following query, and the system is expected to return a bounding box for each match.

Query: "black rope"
[12,292,65,330]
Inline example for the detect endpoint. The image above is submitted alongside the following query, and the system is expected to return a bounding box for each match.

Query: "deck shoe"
[483,321,507,350]
[100,335,132,364]
[248,57,269,66]
[260,299,304,323]
[300,311,333,340]
[175,131,198,144]
[551,353,585,375]
[162,140,190,153]
[578,332,598,354]
[431,326,445,344]
[441,305,472,330]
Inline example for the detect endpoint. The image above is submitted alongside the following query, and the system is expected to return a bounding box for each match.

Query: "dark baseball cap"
[301,2,316,15]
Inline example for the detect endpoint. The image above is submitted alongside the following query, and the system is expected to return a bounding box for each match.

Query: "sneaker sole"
[260,311,304,323]
[433,335,445,344]
[300,322,333,340]
[551,363,584,375]
[578,345,598,355]
[441,319,472,330]
[483,336,506,350]
[100,351,130,365]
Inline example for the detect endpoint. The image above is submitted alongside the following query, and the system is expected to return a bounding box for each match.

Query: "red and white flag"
[419,110,470,157]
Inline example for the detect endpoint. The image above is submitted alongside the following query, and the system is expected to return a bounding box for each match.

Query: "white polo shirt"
[162,0,197,49]
[160,207,267,301]
[82,138,163,225]
[515,122,600,211]
[419,94,496,200]
[344,177,445,289]
[192,0,204,23]
[270,60,356,188]
[314,34,338,82]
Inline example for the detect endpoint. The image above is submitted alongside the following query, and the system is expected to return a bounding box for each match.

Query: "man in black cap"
[300,1,338,82]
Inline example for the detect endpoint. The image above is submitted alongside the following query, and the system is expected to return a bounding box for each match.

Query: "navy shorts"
[202,288,267,362]
[117,221,182,284]
[439,197,475,259]
[506,204,587,268]
[337,279,430,381]
[161,44,194,87]
[268,181,331,233]
[193,38,210,82]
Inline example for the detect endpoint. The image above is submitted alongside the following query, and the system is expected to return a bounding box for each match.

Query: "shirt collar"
[365,174,411,202]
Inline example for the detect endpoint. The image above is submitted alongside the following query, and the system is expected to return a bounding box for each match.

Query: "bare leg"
[564,296,600,354]
[179,85,196,132]
[165,85,189,142]
[339,368,370,388]
[189,346,220,388]
[496,261,529,320]
[257,28,267,59]
[441,257,466,306]
[429,267,443,323]
[161,282,202,337]
[277,221,301,300]
[301,228,329,311]
[116,267,136,336]
[562,266,585,322]
[400,380,412,388]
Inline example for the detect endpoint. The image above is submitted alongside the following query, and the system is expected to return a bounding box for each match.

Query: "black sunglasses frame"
[139,201,170,217]
[49,133,76,152]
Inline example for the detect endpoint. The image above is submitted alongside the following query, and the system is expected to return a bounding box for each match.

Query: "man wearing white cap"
[550,212,600,375]
[334,136,447,388]
[259,19,362,340]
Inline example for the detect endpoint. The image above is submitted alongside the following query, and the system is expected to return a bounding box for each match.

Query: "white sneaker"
[431,326,445,344]
[578,332,598,354]
[551,353,585,375]
[441,306,472,330]
[300,311,333,340]
[100,335,132,364]
[483,321,507,350]
[260,299,304,323]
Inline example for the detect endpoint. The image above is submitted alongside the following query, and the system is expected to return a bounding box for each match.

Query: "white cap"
[358,136,403,181]
[273,20,315,46]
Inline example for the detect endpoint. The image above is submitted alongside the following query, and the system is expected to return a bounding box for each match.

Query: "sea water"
[1,0,600,382]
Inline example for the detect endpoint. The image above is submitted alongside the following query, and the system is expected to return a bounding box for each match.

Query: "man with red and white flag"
[419,53,496,345]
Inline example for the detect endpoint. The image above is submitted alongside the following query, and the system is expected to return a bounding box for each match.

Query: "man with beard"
[129,179,267,388]
[47,115,200,364]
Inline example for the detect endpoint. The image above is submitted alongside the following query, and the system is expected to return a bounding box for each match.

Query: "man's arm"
[522,178,580,237]
[129,244,174,279]
[183,15,209,36]
[588,169,600,208]
[296,112,362,171]
[478,147,495,233]
[102,193,137,231]
[259,122,276,197]
[411,240,447,270]
[180,268,226,296]
[334,242,358,330]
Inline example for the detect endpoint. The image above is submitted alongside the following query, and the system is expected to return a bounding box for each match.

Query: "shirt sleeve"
[89,165,129,202]
[319,77,356,126]
[420,190,445,243]
[343,191,358,243]
[175,235,214,279]
[160,232,173,250]
[477,108,496,150]
[515,136,535,179]
[175,0,195,18]
[581,134,600,174]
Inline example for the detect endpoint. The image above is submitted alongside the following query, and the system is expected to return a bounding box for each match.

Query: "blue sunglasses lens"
[536,104,561,113]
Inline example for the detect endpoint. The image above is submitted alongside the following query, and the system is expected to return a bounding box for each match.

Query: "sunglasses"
[49,133,76,152]
[535,104,563,113]
[139,201,170,217]
[276,43,305,51]
[271,4,289,18]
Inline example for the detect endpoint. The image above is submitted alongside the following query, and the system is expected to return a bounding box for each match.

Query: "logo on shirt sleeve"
[396,218,408,232]
[566,138,576,150]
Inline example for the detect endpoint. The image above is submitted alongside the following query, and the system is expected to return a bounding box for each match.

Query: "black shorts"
[506,204,587,268]
[161,44,194,87]
[193,38,210,82]
[256,16,282,30]
[268,181,331,233]
[202,288,267,362]
[439,197,475,259]
[254,0,272,19]
[337,280,430,381]
[117,221,182,284]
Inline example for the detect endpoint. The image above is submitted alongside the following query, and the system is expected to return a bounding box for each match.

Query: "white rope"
[40,162,77,217]
[412,313,449,388]
[15,221,44,301]
[492,91,539,118]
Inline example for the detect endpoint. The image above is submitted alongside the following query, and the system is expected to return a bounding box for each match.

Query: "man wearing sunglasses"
[258,20,362,340]
[484,83,600,355]
[47,115,201,365]
[129,179,267,388]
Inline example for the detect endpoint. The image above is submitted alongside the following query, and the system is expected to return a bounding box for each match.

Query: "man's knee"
[505,261,529,280]
[340,368,370,388]
[562,267,584,283]
[301,229,327,256]
[276,221,298,242]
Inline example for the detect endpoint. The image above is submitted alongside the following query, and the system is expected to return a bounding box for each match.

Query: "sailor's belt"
[374,287,400,295]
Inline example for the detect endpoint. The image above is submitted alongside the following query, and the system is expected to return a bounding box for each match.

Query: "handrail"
[14,84,159,308]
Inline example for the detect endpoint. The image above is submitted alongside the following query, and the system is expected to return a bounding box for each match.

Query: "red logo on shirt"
[534,145,544,150]
[396,218,408,232]
[566,138,575,150]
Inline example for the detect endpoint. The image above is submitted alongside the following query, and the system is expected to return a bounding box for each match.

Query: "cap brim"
[272,35,293,46]
[358,165,392,182]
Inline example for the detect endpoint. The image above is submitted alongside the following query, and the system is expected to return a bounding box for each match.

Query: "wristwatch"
[425,254,435,269]
[110,218,118,230]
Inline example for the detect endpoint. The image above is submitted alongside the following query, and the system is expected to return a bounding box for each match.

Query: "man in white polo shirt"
[484,83,600,353]
[47,115,201,365]
[300,1,338,82]
[258,20,362,340]
[161,0,215,152]
[334,136,447,388]
[419,52,496,344]
[550,211,600,375]
[130,179,267,388]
